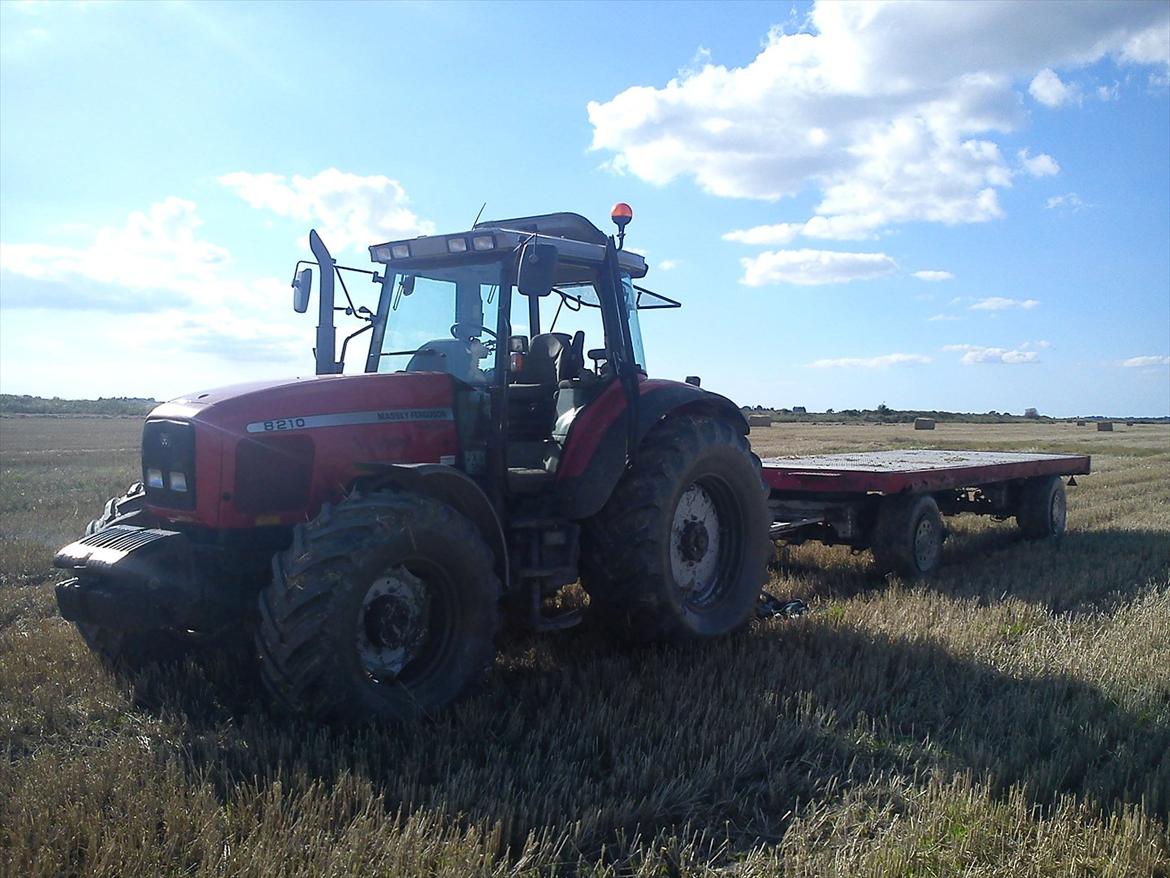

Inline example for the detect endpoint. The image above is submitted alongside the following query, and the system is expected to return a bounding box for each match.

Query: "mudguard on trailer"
[555,378,748,520]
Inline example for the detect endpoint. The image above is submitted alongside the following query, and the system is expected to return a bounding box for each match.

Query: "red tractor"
[54,206,771,721]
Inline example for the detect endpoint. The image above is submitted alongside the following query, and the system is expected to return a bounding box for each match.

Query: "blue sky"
[1,0,1168,416]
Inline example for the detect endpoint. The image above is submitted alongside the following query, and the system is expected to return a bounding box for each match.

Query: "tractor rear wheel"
[1016,475,1067,539]
[72,483,195,669]
[580,415,770,642]
[255,490,501,722]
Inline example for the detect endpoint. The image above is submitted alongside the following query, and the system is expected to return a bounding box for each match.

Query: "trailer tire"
[1016,475,1067,540]
[256,490,501,723]
[579,415,769,642]
[871,494,944,579]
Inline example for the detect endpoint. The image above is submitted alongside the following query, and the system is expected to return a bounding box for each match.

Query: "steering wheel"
[450,323,497,340]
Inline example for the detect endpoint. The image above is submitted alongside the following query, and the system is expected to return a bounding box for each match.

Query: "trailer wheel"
[256,490,501,722]
[871,494,944,578]
[1016,475,1067,539]
[580,415,769,642]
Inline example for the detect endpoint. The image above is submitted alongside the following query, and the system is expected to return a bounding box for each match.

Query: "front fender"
[355,463,510,591]
[555,379,748,520]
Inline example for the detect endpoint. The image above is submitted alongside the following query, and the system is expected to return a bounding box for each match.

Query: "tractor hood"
[142,372,462,529]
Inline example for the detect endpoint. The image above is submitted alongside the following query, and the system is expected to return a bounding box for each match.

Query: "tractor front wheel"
[255,490,501,722]
[580,415,770,642]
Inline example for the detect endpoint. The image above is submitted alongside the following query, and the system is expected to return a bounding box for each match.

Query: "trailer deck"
[761,450,1091,495]
[759,450,1091,574]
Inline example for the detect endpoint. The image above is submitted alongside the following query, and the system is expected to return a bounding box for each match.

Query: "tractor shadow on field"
[130,609,1170,866]
[773,526,1170,614]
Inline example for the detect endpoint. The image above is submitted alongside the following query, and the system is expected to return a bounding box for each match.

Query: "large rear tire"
[255,490,502,722]
[579,415,770,642]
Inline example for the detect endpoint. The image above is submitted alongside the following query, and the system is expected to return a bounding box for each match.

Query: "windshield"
[375,258,504,384]
[620,273,646,371]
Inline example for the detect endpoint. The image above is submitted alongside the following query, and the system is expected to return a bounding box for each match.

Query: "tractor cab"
[294,208,680,506]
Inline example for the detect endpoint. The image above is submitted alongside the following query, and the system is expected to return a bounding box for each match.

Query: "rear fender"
[355,464,510,591]
[555,379,747,520]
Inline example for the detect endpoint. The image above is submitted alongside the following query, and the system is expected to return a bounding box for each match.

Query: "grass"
[1,416,1168,876]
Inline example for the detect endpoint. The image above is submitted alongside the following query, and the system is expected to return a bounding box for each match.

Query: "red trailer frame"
[760,449,1091,577]
[762,450,1091,495]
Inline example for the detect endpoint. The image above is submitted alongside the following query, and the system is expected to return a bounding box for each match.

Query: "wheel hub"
[356,567,429,679]
[679,519,710,562]
[913,517,940,569]
[670,482,722,601]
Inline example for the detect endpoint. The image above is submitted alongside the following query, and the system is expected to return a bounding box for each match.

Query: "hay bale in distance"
[1076,420,1086,426]
[747,415,773,428]
[914,417,936,430]
[1097,421,1114,432]
[1126,421,1135,426]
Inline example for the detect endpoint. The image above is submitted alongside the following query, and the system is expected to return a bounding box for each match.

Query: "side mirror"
[517,242,558,297]
[292,268,312,313]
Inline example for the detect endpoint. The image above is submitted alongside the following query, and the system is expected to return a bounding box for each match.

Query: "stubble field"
[1,416,1168,876]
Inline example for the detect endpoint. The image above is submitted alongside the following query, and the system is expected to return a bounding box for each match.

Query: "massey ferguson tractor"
[54,206,772,721]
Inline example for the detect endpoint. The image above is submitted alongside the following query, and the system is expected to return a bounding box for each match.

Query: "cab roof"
[473,212,608,245]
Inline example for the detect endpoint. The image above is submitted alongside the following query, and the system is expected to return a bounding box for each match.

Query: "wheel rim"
[912,514,941,571]
[670,477,742,608]
[1049,487,1067,534]
[356,566,433,680]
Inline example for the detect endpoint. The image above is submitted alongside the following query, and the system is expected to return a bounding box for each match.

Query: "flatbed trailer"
[760,450,1092,577]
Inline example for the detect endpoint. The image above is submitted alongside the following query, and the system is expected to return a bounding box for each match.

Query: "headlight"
[146,468,164,489]
[472,235,495,251]
[447,237,468,253]
[390,243,411,259]
[168,471,188,492]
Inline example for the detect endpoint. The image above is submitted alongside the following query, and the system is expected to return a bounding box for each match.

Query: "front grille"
[142,419,196,510]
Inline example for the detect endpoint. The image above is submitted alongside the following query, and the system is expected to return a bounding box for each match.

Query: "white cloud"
[928,313,960,322]
[588,2,1170,239]
[0,198,309,367]
[657,259,680,271]
[944,344,1041,364]
[1018,148,1061,177]
[913,270,954,282]
[1029,68,1077,106]
[739,249,898,286]
[723,223,805,245]
[807,353,932,368]
[1046,192,1086,210]
[219,168,434,256]
[1121,355,1170,367]
[1097,82,1121,101]
[0,198,230,310]
[970,296,1040,311]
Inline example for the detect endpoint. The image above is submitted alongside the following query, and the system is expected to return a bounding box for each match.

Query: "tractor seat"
[508,332,585,441]
[523,332,584,386]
